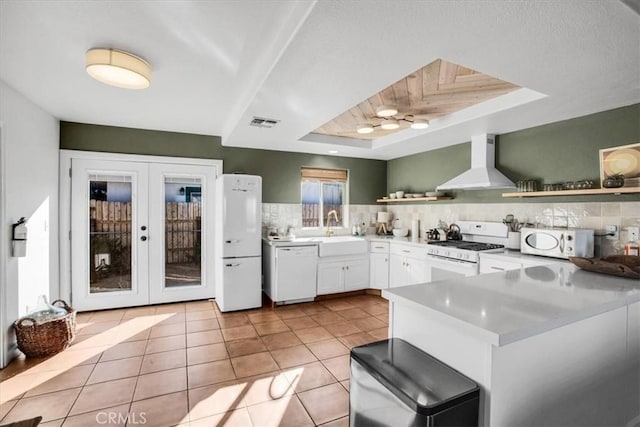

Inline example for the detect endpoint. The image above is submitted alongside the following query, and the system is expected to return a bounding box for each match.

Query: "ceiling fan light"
[380,119,399,130]
[411,119,430,129]
[86,48,151,89]
[376,105,398,117]
[357,124,375,134]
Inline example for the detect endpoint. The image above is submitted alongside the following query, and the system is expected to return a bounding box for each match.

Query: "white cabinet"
[344,258,370,291]
[626,302,640,423]
[317,256,369,295]
[317,261,344,295]
[389,243,428,288]
[369,241,390,289]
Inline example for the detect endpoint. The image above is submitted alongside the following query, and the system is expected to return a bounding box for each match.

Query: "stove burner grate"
[428,240,504,251]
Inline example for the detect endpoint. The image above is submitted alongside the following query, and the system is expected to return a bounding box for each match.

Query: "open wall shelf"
[376,196,454,203]
[502,187,640,198]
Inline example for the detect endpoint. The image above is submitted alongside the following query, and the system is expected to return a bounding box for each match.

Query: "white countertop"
[480,250,568,265]
[262,234,427,247]
[262,237,323,247]
[383,263,640,346]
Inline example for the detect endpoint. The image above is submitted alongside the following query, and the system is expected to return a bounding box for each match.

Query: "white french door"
[148,163,216,304]
[68,155,219,311]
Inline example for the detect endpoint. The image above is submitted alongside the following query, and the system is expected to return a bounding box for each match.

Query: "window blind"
[301,167,347,183]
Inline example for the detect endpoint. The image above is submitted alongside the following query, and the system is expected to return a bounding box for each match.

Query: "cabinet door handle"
[374,246,385,249]
[346,266,349,270]
[490,266,505,271]
[402,250,410,253]
[225,263,240,267]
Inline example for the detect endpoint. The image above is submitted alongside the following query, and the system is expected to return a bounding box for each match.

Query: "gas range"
[427,240,504,263]
[426,221,509,263]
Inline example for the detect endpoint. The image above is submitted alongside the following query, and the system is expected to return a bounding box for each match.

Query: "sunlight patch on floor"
[0,313,173,403]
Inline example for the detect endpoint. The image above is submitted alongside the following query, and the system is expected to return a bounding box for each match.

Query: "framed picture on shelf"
[599,142,640,188]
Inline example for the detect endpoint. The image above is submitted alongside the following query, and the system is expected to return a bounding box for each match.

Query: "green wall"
[388,104,640,203]
[61,104,639,205]
[60,122,386,204]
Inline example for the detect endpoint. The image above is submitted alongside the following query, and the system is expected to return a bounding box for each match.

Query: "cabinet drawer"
[390,243,427,261]
[479,259,522,274]
[370,241,390,253]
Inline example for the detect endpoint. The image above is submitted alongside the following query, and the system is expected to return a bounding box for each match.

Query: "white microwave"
[520,227,594,259]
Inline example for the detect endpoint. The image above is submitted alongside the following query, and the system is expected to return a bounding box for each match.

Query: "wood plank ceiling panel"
[312,58,519,141]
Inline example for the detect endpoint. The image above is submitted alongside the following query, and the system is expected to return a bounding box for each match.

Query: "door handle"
[225,263,240,267]
[490,266,504,271]
[140,236,147,241]
[141,225,147,231]
[225,240,240,244]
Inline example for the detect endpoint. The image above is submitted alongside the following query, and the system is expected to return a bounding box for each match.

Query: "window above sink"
[301,167,349,229]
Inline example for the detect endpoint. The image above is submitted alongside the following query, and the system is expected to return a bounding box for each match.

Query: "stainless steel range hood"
[436,134,515,191]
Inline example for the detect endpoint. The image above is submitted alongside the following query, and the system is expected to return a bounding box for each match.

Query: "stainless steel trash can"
[350,338,480,427]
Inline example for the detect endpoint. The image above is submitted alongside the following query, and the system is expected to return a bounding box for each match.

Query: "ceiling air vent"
[249,117,280,128]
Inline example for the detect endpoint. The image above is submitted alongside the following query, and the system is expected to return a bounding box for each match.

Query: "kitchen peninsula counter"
[382,264,640,426]
[383,263,639,346]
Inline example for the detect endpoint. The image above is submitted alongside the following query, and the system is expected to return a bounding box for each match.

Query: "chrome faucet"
[325,210,339,237]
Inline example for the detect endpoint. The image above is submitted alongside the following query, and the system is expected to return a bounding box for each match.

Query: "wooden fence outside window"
[89,200,201,265]
[301,203,342,227]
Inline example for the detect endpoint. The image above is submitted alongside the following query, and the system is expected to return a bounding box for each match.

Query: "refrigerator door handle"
[225,263,241,267]
[225,239,241,244]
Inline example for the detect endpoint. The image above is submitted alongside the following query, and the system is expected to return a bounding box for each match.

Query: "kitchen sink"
[316,236,367,257]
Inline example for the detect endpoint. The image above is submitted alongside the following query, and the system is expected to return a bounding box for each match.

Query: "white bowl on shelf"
[425,191,444,197]
[395,191,405,198]
[392,228,409,237]
[389,193,396,199]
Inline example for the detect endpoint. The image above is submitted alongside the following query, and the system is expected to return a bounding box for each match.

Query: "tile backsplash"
[262,201,639,256]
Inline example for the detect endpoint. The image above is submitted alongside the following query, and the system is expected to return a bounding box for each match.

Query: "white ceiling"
[1,1,638,160]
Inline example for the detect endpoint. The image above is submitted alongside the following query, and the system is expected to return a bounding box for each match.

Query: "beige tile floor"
[0,294,388,426]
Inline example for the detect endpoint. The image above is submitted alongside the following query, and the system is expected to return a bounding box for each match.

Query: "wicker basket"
[13,299,77,358]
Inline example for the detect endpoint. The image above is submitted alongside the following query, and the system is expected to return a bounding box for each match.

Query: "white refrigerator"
[215,174,262,312]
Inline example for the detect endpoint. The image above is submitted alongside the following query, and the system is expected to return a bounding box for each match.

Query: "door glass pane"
[165,178,202,287]
[89,177,132,293]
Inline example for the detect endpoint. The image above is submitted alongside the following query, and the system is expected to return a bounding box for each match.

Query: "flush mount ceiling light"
[356,124,375,134]
[86,48,151,89]
[357,104,429,134]
[376,105,398,117]
[410,118,430,130]
[380,119,399,130]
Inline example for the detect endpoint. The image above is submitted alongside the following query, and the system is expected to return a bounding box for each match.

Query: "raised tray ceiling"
[312,59,519,140]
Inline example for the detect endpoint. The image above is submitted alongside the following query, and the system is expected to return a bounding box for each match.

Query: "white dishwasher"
[265,245,318,304]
